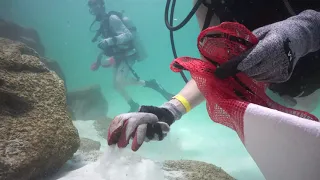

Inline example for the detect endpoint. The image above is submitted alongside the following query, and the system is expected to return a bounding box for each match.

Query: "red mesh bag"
[170,22,319,142]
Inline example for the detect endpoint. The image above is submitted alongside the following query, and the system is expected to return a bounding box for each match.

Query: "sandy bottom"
[55,86,270,180]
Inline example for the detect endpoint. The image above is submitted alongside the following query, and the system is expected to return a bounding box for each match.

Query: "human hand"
[101,57,116,68]
[107,105,176,151]
[90,62,99,71]
[214,10,320,83]
[98,38,113,50]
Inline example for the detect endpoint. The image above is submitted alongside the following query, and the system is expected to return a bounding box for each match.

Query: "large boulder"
[67,85,108,120]
[40,57,66,87]
[0,19,65,88]
[37,59,107,120]
[163,160,235,180]
[0,38,80,180]
[0,19,45,56]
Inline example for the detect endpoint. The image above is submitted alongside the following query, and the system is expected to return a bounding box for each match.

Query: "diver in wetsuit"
[87,0,174,112]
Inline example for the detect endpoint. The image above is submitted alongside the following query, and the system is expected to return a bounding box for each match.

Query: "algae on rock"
[0,38,80,180]
[163,160,235,180]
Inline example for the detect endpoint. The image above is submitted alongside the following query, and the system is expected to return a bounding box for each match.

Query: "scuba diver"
[107,0,320,180]
[87,0,174,112]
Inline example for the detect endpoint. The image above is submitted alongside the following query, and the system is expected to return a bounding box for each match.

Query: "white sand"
[56,146,166,180]
[65,103,265,180]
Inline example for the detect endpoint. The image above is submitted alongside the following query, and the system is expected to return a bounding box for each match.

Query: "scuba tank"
[131,28,148,62]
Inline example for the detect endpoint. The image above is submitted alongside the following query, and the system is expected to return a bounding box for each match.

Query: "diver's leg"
[113,60,139,112]
[121,56,175,100]
[125,78,174,101]
[144,79,175,101]
[120,57,146,86]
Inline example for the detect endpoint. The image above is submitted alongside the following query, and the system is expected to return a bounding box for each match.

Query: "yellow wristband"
[173,94,191,113]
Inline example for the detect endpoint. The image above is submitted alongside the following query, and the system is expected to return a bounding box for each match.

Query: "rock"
[59,138,101,177]
[0,19,45,56]
[45,154,235,180]
[93,116,113,139]
[67,85,108,120]
[79,138,101,153]
[0,20,65,87]
[163,160,235,180]
[71,150,103,166]
[0,38,80,180]
[47,138,102,180]
[45,150,104,180]
[40,57,66,86]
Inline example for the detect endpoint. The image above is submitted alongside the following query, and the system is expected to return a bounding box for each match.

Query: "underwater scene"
[1,0,320,180]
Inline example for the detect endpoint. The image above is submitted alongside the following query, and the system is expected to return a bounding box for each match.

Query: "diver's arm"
[163,0,219,117]
[166,79,205,117]
[108,14,133,45]
[92,30,101,42]
[193,0,220,29]
[97,51,115,68]
[159,77,206,123]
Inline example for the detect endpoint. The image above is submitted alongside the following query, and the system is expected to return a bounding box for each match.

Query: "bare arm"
[168,79,205,115]
[193,0,220,29]
[166,1,220,115]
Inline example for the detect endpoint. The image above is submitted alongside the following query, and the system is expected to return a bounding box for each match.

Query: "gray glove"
[98,37,115,50]
[107,100,184,151]
[215,10,320,83]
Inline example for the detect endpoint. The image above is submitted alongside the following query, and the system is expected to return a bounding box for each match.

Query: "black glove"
[214,10,320,83]
[139,106,175,141]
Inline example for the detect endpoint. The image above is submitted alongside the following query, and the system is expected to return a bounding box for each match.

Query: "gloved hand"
[214,10,320,83]
[107,101,184,151]
[101,57,116,68]
[98,37,114,50]
[90,62,100,71]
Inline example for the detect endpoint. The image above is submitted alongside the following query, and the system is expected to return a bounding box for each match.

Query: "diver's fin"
[128,99,140,112]
[145,79,174,100]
